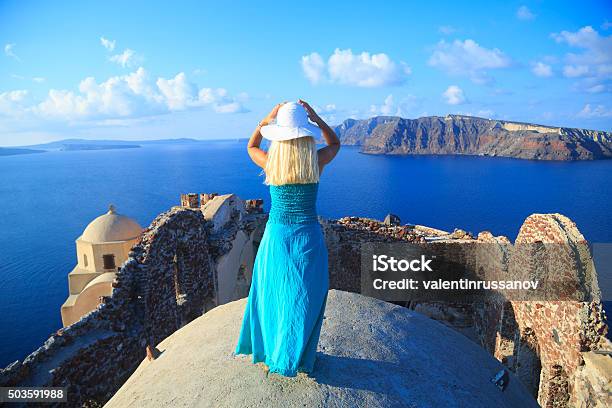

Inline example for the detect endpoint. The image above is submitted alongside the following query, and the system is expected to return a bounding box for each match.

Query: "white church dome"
[80,205,143,243]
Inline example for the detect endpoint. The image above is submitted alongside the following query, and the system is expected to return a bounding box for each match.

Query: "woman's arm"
[247,102,285,168]
[298,100,340,168]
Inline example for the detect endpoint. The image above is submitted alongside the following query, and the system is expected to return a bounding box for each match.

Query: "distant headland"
[0,138,204,156]
[0,147,45,156]
[333,114,612,161]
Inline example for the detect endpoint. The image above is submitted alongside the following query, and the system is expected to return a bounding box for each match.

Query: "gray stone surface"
[105,290,538,408]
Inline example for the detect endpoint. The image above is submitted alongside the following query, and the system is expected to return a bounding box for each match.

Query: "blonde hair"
[264,136,319,185]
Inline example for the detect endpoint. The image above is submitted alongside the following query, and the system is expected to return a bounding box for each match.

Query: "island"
[333,114,612,161]
[59,143,140,151]
[1,138,205,157]
[0,147,45,156]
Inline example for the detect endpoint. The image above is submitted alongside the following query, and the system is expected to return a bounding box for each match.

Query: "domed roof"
[106,290,538,408]
[80,204,143,243]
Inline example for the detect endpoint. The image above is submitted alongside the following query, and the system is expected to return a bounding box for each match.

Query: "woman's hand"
[298,99,340,169]
[261,102,286,126]
[298,99,321,124]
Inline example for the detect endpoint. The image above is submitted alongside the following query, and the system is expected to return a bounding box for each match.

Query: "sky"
[0,0,611,146]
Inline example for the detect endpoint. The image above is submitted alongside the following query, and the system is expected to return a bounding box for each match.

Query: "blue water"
[0,141,611,367]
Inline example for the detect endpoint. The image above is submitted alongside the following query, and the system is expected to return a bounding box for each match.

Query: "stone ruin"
[321,214,611,407]
[1,194,610,407]
[0,192,267,407]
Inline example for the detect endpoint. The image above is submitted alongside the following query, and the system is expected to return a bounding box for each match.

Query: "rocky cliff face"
[333,114,612,160]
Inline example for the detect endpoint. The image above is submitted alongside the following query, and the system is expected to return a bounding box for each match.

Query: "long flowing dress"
[234,182,329,377]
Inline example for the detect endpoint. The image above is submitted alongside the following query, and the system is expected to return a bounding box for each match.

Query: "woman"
[234,100,340,377]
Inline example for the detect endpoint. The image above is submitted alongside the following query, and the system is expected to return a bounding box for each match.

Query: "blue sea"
[1,141,611,367]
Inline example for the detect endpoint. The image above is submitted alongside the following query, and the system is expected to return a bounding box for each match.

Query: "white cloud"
[551,26,612,92]
[586,84,606,93]
[197,87,247,113]
[577,103,612,118]
[439,25,457,35]
[212,101,246,114]
[428,39,511,84]
[563,65,589,77]
[10,74,46,83]
[4,43,20,60]
[0,90,28,115]
[156,72,197,110]
[317,104,337,114]
[369,94,419,117]
[109,49,136,67]
[442,85,466,105]
[301,48,411,87]
[301,52,326,85]
[100,37,116,52]
[552,26,610,53]
[21,67,248,120]
[603,21,612,30]
[37,69,158,118]
[532,61,553,77]
[516,6,535,21]
[370,95,398,115]
[311,103,339,123]
[197,87,224,104]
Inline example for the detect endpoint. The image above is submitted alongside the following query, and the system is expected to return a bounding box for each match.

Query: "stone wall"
[321,213,610,407]
[498,214,609,407]
[0,194,266,407]
[572,351,612,407]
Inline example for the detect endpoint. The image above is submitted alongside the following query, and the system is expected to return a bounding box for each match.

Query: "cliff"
[333,114,612,160]
[105,290,538,408]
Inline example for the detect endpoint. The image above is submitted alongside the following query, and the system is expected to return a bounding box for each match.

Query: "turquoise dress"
[235,182,329,377]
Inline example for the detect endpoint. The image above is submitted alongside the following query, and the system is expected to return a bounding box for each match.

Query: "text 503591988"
[0,387,67,403]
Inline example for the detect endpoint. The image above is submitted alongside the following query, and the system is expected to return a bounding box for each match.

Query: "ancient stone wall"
[321,216,435,293]
[572,351,612,407]
[321,213,610,407]
[500,214,609,407]
[0,195,266,407]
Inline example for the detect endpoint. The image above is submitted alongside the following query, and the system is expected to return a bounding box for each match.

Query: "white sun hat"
[260,101,322,141]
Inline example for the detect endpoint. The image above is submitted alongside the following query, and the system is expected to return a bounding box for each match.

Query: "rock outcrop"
[105,290,538,408]
[334,114,612,160]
